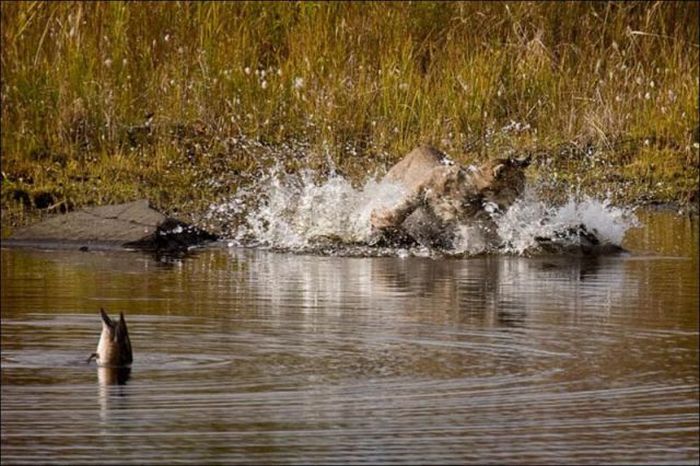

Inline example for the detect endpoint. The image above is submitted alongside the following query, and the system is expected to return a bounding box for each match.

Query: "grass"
[1,1,698,236]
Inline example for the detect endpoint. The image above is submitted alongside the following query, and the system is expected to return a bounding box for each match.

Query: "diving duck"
[87,308,133,367]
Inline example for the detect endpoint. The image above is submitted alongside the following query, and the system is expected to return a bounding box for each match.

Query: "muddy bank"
[4,199,218,253]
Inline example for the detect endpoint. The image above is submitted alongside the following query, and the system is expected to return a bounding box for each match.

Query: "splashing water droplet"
[208,166,638,257]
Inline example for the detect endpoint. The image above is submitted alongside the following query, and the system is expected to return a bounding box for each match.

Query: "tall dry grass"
[1,1,698,229]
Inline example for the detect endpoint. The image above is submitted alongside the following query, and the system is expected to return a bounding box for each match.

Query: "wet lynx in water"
[87,308,133,367]
[370,145,531,249]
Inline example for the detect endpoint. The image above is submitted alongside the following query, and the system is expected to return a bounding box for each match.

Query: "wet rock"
[533,224,625,256]
[125,217,218,252]
[8,199,218,253]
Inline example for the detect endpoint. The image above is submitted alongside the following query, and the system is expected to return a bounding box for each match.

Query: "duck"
[87,308,133,367]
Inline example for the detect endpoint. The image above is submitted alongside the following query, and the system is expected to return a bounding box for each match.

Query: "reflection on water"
[98,366,131,386]
[97,367,131,426]
[1,210,698,464]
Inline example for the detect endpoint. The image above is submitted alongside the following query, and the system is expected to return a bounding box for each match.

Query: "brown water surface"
[1,210,698,464]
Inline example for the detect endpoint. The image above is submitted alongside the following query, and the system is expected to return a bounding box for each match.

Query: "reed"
[1,1,698,232]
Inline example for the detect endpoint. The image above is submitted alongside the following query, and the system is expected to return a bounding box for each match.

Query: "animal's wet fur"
[371,145,531,249]
[87,308,133,367]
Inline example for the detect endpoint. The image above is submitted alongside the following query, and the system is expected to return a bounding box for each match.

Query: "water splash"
[207,167,638,256]
[492,189,639,255]
[216,167,403,249]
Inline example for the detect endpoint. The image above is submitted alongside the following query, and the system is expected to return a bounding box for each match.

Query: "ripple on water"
[1,241,698,464]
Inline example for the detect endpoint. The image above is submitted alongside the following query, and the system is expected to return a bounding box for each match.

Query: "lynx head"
[472,154,531,210]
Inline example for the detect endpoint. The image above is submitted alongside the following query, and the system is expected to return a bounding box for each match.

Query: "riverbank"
[2,131,697,240]
[1,2,698,236]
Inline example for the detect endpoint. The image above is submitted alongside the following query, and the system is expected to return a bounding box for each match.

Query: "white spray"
[207,167,638,256]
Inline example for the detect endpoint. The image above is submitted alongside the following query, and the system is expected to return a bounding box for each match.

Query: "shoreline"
[2,185,696,245]
[2,166,698,241]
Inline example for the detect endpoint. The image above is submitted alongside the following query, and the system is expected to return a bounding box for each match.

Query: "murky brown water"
[1,210,698,464]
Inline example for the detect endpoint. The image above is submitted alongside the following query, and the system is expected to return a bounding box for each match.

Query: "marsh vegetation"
[1,2,698,234]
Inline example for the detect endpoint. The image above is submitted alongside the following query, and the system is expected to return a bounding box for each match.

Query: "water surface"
[1,210,698,464]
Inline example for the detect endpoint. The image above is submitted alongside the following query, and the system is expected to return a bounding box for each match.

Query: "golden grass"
[1,1,698,234]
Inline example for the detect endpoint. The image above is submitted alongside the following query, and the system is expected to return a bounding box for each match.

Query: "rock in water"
[533,224,625,256]
[7,199,217,253]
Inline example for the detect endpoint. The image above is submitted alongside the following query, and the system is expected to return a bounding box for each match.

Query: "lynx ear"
[514,154,532,168]
[493,163,506,178]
